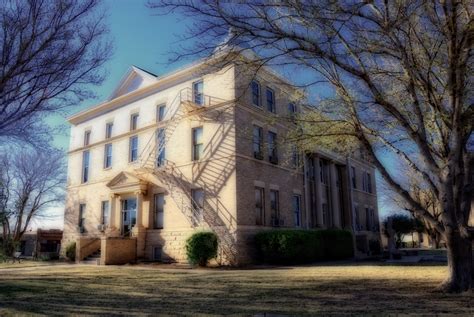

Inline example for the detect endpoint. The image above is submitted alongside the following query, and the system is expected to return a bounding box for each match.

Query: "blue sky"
[41,0,395,229]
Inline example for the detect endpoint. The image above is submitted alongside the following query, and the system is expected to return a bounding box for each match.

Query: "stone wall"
[76,237,101,262]
[101,237,136,265]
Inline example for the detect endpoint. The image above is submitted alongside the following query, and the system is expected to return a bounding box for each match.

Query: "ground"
[0,262,472,316]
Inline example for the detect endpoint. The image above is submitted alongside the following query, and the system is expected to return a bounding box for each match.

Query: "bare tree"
[0,0,112,145]
[149,1,473,292]
[0,148,65,255]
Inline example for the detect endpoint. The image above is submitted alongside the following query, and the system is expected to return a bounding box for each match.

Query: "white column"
[135,190,144,228]
[330,162,341,228]
[314,156,324,227]
[109,194,117,230]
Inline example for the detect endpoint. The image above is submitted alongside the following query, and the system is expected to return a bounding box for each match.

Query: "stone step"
[80,258,100,265]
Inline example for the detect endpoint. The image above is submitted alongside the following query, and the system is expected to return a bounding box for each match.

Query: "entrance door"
[122,198,137,236]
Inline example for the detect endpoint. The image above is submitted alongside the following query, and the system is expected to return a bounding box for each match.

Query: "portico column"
[329,162,341,228]
[109,194,117,230]
[135,190,144,228]
[314,156,324,227]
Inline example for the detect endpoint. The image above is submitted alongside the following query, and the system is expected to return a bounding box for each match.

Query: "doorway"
[121,198,137,236]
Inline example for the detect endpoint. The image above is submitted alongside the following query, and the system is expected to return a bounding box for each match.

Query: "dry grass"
[0,263,472,316]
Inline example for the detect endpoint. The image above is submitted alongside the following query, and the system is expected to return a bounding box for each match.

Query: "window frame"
[293,194,301,227]
[266,87,275,113]
[153,193,165,229]
[129,135,138,162]
[267,131,278,164]
[104,143,112,169]
[252,125,263,160]
[81,150,90,183]
[351,166,357,189]
[191,188,204,222]
[269,189,279,221]
[251,80,261,107]
[157,104,166,122]
[192,127,204,161]
[84,130,91,146]
[101,201,109,226]
[130,113,139,131]
[255,187,265,226]
[105,122,113,139]
[193,80,204,105]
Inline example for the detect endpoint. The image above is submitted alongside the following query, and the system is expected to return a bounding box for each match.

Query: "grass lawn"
[0,263,472,316]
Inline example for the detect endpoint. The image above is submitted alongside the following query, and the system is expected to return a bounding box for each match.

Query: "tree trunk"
[440,230,473,292]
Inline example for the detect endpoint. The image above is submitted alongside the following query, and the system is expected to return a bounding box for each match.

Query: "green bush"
[65,242,76,261]
[185,232,218,266]
[255,229,353,264]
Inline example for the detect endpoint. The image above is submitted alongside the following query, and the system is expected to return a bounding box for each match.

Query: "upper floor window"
[105,122,113,139]
[354,205,360,230]
[192,127,203,161]
[255,187,265,226]
[291,145,299,168]
[351,166,357,189]
[267,131,278,164]
[81,151,90,183]
[129,136,138,162]
[193,80,204,105]
[101,201,109,226]
[156,128,166,167]
[363,172,373,193]
[84,130,91,146]
[288,103,297,117]
[266,87,275,113]
[157,104,166,122]
[130,113,139,131]
[79,203,86,228]
[104,143,112,169]
[251,80,260,107]
[191,188,204,222]
[293,195,301,227]
[154,193,165,229]
[252,126,263,160]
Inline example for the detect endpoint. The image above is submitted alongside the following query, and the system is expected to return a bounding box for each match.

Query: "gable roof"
[108,66,158,101]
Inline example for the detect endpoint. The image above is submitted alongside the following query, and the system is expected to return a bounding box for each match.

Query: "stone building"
[61,53,381,265]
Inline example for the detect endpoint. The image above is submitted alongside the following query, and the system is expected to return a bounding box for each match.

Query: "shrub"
[186,232,218,266]
[65,242,76,261]
[255,229,353,264]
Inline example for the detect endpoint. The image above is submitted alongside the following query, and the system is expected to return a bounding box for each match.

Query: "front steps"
[80,250,101,265]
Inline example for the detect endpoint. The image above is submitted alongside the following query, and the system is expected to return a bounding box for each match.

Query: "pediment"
[106,171,147,191]
[108,66,158,100]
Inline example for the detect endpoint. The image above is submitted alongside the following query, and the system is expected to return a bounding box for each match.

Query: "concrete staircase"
[80,249,101,265]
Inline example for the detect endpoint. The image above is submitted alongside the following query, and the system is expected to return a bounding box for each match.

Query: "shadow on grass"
[0,266,472,316]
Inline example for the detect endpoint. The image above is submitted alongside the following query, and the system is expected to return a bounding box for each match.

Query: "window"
[104,143,112,168]
[291,145,299,168]
[365,207,371,231]
[193,80,204,105]
[367,172,372,193]
[154,193,164,229]
[191,188,204,222]
[81,151,90,183]
[267,131,278,164]
[84,130,91,146]
[354,205,360,230]
[288,103,297,117]
[351,166,357,189]
[101,201,109,226]
[130,113,139,131]
[79,204,86,228]
[252,126,263,159]
[266,87,275,113]
[251,81,260,107]
[105,122,113,139]
[255,187,265,225]
[156,128,166,167]
[192,127,203,161]
[157,104,166,122]
[129,136,138,162]
[293,195,301,227]
[270,190,279,225]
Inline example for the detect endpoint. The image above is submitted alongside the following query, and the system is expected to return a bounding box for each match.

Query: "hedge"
[185,231,218,266]
[255,229,353,264]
